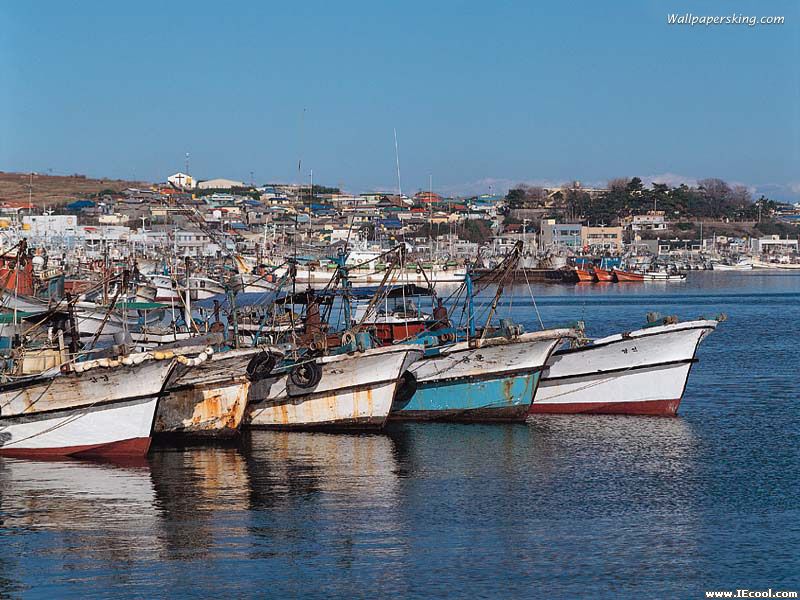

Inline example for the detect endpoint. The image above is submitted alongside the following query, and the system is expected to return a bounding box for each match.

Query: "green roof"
[116,301,168,310]
[0,311,35,324]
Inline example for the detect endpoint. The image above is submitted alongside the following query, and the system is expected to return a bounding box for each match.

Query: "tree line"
[506,177,782,224]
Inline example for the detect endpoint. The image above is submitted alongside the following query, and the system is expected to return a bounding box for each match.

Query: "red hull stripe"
[529,399,680,416]
[0,437,151,458]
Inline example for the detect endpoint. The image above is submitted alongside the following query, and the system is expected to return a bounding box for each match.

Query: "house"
[540,219,583,250]
[750,235,799,254]
[621,211,668,232]
[581,225,624,252]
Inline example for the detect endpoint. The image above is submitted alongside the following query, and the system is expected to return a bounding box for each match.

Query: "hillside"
[0,172,149,206]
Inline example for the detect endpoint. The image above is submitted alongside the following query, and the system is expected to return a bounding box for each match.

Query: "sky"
[1,0,798,200]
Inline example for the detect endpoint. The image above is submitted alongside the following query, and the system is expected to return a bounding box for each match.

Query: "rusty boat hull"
[155,348,278,438]
[0,358,175,458]
[245,345,423,430]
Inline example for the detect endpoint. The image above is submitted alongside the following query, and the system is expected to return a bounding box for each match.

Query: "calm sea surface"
[1,272,798,599]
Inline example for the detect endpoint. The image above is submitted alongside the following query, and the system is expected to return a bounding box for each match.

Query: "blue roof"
[380,219,403,229]
[67,200,95,210]
[194,291,279,310]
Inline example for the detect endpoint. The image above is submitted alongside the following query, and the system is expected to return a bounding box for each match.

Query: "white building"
[750,235,798,254]
[622,211,668,231]
[23,215,79,236]
[197,178,246,190]
[167,172,196,190]
[174,229,221,257]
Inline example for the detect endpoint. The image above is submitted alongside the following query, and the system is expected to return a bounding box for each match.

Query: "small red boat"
[593,267,615,282]
[612,268,644,282]
[574,267,597,282]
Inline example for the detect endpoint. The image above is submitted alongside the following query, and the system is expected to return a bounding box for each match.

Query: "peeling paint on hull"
[392,332,568,422]
[156,381,250,438]
[155,348,274,438]
[391,372,540,422]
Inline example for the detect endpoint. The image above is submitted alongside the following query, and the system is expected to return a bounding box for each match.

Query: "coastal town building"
[621,211,668,232]
[581,225,624,252]
[197,178,246,190]
[750,235,799,254]
[540,219,583,250]
[167,173,195,190]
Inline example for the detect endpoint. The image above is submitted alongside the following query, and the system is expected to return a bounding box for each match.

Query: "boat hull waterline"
[0,358,176,457]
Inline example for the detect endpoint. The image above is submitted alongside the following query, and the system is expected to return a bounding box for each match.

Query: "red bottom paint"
[529,399,681,417]
[0,437,151,459]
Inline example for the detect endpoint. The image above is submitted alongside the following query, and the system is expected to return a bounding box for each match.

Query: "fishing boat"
[531,317,719,416]
[640,270,687,282]
[752,259,800,270]
[375,244,577,421]
[156,346,283,438]
[712,259,753,271]
[393,328,575,422]
[0,351,178,457]
[592,258,617,282]
[612,268,644,282]
[574,267,597,282]
[246,343,423,429]
[593,267,615,282]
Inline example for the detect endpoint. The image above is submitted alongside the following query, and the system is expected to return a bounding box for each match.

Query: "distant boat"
[613,267,686,282]
[532,318,719,416]
[593,267,615,282]
[752,259,800,270]
[612,268,644,282]
[712,260,753,271]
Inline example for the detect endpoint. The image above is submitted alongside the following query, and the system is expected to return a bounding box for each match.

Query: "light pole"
[523,218,530,251]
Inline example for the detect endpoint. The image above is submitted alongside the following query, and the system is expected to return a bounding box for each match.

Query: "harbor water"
[0,272,798,598]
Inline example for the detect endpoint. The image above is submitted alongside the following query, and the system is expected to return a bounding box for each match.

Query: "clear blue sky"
[2,0,798,200]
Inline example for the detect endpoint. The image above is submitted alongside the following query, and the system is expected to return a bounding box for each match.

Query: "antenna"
[394,128,402,198]
[185,152,190,176]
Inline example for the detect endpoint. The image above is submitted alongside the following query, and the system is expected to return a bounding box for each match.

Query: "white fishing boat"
[0,352,178,457]
[532,319,719,416]
[188,275,226,300]
[752,259,800,270]
[641,270,687,282]
[712,260,753,271]
[156,347,282,438]
[246,344,423,429]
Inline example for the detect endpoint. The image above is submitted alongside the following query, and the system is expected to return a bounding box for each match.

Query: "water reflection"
[0,456,160,596]
[149,446,251,560]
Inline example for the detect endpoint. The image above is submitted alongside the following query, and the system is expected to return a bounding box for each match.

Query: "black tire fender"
[289,361,323,389]
[246,352,277,382]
